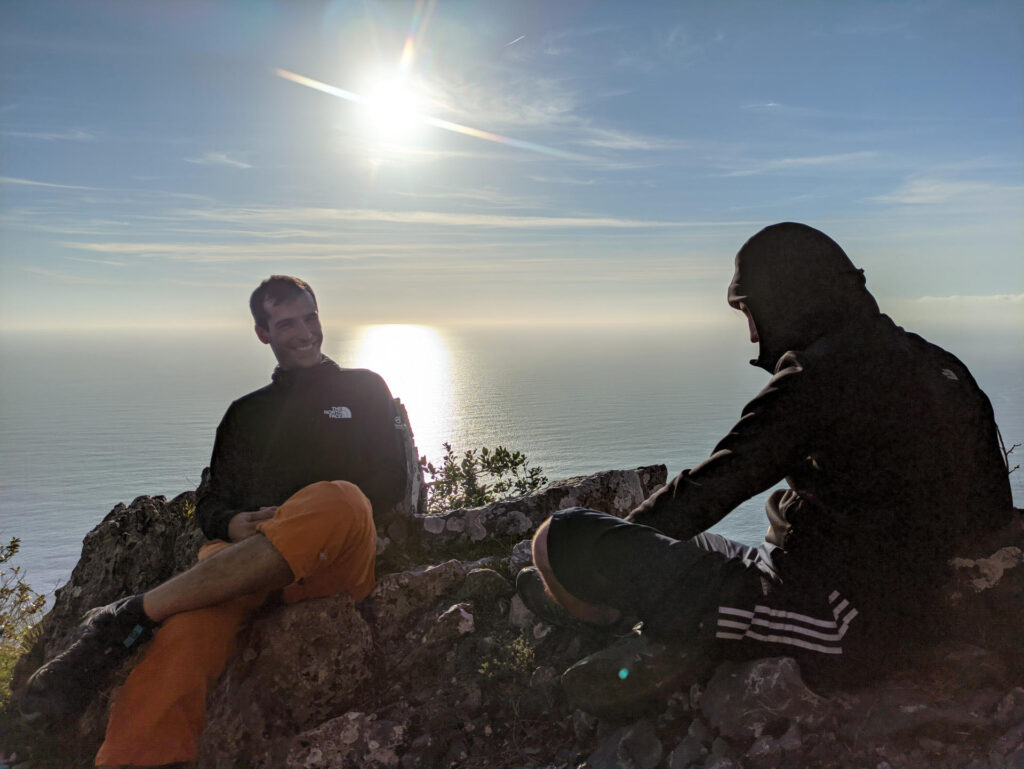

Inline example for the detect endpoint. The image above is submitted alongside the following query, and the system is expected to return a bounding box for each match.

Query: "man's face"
[739,303,759,344]
[254,290,323,370]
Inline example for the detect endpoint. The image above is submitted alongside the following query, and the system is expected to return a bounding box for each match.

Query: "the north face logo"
[324,406,352,419]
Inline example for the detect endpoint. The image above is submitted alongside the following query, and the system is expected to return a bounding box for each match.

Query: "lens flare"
[275,68,589,161]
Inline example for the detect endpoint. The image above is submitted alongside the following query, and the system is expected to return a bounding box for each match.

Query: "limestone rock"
[457,567,514,605]
[399,465,667,555]
[286,710,411,769]
[701,656,829,740]
[198,593,374,768]
[361,559,467,641]
[8,476,1022,769]
[16,491,202,682]
[587,719,663,769]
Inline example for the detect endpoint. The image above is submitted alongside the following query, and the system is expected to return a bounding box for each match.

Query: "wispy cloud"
[870,179,1024,205]
[66,255,131,267]
[0,176,105,191]
[22,266,117,284]
[184,151,252,169]
[913,293,1024,305]
[181,205,687,230]
[573,127,684,151]
[529,175,596,186]
[721,151,877,177]
[390,189,540,209]
[1,128,94,141]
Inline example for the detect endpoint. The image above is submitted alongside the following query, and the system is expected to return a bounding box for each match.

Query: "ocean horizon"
[1,321,1021,599]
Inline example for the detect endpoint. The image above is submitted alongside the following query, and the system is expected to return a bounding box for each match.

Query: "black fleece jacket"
[196,357,408,542]
[628,223,1014,607]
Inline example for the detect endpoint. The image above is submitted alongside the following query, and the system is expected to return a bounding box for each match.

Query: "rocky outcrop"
[6,471,1023,769]
[379,466,666,565]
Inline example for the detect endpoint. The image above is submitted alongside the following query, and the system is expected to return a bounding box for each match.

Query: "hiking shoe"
[516,567,592,630]
[22,594,156,717]
[561,630,713,720]
[516,567,637,635]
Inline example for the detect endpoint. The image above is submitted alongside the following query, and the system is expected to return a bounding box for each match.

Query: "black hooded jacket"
[627,223,1013,608]
[196,357,408,542]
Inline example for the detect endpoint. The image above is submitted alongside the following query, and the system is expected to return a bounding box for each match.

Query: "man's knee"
[270,481,374,534]
[260,480,376,587]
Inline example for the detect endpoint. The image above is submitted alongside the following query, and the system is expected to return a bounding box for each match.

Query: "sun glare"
[346,324,452,459]
[361,76,423,142]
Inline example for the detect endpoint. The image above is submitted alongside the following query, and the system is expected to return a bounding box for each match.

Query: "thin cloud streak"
[721,152,878,177]
[0,176,105,191]
[1,128,94,141]
[870,179,1024,205]
[22,266,118,284]
[182,205,700,230]
[184,152,252,169]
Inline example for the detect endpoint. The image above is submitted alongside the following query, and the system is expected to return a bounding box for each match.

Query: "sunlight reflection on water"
[344,324,453,461]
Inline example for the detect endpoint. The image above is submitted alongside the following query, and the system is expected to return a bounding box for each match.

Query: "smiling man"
[24,275,409,767]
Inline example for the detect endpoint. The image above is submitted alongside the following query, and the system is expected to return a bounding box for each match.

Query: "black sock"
[125,593,159,628]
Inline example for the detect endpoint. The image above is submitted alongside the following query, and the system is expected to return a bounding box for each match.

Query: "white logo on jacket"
[324,406,352,419]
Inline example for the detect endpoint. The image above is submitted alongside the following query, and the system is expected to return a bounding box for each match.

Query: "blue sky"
[1,0,1021,330]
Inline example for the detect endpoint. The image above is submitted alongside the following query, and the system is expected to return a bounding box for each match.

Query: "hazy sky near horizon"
[1,0,1021,331]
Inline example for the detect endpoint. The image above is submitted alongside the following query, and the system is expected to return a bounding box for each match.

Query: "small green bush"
[478,632,536,680]
[0,536,45,707]
[421,443,548,515]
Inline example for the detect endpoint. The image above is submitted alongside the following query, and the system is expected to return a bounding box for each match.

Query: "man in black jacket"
[26,276,409,766]
[522,223,1015,710]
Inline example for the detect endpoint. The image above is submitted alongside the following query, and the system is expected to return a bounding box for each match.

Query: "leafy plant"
[478,632,536,680]
[421,443,548,515]
[0,537,45,707]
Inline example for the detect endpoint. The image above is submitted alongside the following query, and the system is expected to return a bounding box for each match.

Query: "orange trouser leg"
[95,480,377,766]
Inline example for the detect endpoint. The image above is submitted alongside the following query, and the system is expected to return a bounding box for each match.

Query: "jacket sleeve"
[356,373,410,520]
[195,403,247,541]
[626,353,820,541]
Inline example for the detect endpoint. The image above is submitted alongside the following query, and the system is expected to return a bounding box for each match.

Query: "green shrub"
[421,443,548,515]
[0,537,45,708]
[478,632,536,680]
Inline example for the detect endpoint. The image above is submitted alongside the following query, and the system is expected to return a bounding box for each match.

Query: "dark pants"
[546,508,862,669]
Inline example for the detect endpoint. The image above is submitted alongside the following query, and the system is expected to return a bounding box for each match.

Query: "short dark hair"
[250,275,317,329]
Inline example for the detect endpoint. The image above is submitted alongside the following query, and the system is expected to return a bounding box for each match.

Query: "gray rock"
[423,602,474,644]
[399,465,667,554]
[777,722,802,753]
[198,593,374,768]
[507,593,535,629]
[587,719,663,769]
[572,708,598,741]
[701,657,827,740]
[363,559,467,640]
[835,677,991,741]
[687,715,714,746]
[510,539,534,571]
[744,735,783,769]
[667,734,708,768]
[286,710,410,769]
[34,492,203,663]
[458,567,514,604]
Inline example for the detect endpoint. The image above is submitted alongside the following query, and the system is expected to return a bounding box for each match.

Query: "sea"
[1,322,1022,600]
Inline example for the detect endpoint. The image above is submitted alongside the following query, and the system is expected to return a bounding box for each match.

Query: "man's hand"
[227,507,277,542]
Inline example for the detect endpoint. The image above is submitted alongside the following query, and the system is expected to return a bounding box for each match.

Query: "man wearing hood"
[522,223,1014,706]
[24,275,409,767]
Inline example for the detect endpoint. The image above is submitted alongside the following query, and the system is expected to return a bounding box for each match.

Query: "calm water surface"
[1,323,1021,598]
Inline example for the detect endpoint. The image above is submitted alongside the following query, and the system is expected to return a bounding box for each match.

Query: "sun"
[361,75,423,143]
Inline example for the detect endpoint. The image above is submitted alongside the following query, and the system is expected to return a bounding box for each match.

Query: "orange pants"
[94,481,377,767]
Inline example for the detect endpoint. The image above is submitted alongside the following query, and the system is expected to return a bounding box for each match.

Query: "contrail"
[275,68,589,162]
[505,35,526,47]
